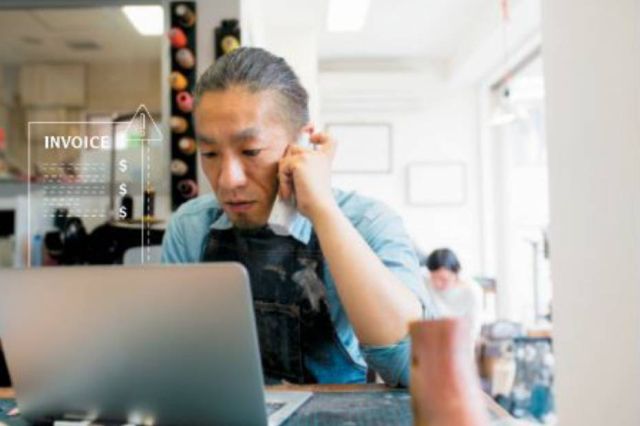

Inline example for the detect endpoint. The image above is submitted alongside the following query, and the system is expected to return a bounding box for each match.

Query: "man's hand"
[278,132,337,221]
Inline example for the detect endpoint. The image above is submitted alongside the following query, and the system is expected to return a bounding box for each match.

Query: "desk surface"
[1,385,512,425]
[270,384,511,425]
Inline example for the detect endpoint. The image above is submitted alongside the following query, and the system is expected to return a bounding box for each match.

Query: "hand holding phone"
[274,131,337,225]
[268,133,312,236]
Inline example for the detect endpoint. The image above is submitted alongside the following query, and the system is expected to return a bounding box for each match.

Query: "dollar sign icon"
[118,206,128,220]
[119,183,127,196]
[118,159,128,173]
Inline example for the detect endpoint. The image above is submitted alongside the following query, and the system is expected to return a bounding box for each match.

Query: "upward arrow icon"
[125,104,163,141]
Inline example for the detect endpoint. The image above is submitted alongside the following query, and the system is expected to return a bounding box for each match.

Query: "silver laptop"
[0,264,311,425]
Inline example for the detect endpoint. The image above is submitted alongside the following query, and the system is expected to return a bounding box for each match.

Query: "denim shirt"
[161,189,434,387]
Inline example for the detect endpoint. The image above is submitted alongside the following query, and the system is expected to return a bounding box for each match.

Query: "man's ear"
[301,122,314,135]
[288,122,314,145]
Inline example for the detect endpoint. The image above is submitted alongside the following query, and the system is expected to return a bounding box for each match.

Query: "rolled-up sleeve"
[360,337,413,387]
[160,195,219,263]
[161,204,212,263]
[356,205,438,387]
[161,214,188,263]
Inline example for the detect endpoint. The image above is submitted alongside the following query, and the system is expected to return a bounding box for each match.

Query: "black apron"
[202,224,366,384]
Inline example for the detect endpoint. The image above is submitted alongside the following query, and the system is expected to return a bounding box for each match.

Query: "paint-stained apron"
[202,225,366,384]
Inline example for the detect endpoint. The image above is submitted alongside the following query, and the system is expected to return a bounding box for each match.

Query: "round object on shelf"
[175,48,195,69]
[221,35,240,54]
[177,179,198,198]
[175,4,196,27]
[170,159,189,176]
[170,71,188,91]
[170,116,189,133]
[169,27,187,48]
[176,91,193,113]
[178,137,197,155]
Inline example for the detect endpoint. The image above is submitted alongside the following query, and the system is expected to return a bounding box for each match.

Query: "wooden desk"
[0,388,12,400]
[1,385,512,425]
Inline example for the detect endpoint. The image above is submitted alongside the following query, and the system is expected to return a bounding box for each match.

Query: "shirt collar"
[210,211,313,245]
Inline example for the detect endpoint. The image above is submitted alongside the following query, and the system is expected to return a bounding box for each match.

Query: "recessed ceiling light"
[327,0,370,32]
[65,40,101,51]
[122,5,164,36]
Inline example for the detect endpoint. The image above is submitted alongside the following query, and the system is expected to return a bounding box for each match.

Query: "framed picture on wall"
[406,162,467,206]
[325,123,392,173]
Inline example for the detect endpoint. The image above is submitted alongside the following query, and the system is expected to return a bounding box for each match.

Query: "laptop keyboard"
[266,402,286,416]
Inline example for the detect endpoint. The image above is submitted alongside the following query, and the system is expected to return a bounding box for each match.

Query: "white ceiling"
[318,0,499,60]
[260,0,503,61]
[0,7,161,64]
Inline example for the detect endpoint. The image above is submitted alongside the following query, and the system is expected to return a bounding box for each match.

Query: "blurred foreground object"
[410,319,489,426]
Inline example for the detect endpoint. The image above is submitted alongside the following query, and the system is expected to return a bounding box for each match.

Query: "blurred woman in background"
[425,248,483,344]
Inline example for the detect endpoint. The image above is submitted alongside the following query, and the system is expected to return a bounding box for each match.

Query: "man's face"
[429,268,458,291]
[194,86,294,229]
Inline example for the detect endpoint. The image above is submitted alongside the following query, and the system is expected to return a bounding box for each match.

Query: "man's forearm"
[310,204,422,346]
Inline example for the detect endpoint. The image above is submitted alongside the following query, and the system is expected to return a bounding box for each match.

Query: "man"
[162,47,433,387]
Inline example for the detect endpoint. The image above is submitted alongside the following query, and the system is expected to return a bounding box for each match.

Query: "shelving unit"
[169,1,198,210]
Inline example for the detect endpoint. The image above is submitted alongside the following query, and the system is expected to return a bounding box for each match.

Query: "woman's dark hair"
[426,248,461,273]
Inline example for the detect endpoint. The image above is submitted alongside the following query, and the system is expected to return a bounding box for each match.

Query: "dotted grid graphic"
[40,163,109,219]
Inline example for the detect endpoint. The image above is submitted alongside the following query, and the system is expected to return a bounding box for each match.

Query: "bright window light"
[122,5,164,36]
[327,0,370,32]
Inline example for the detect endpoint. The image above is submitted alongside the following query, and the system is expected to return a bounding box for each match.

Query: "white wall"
[195,0,240,78]
[259,28,319,124]
[542,0,640,424]
[320,66,483,274]
[86,61,161,114]
[450,0,541,87]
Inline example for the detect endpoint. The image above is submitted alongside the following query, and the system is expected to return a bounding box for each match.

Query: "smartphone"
[268,133,311,236]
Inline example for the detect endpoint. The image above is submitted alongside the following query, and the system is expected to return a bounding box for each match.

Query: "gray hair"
[194,47,309,133]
